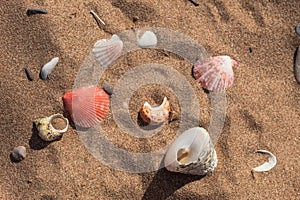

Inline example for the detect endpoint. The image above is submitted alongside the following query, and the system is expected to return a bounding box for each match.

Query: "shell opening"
[177,148,190,164]
[49,114,69,133]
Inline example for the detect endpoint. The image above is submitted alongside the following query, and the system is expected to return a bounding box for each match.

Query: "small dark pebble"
[11,146,26,162]
[102,82,114,95]
[26,8,48,16]
[296,23,300,35]
[24,67,34,81]
[187,0,199,6]
[249,47,253,53]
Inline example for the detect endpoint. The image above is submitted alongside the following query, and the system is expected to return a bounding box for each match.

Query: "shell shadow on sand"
[29,122,53,150]
[141,168,205,200]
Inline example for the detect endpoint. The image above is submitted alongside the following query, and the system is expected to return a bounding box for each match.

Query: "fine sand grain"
[0,0,299,199]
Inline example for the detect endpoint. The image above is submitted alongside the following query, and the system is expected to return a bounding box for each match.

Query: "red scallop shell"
[193,56,238,91]
[62,86,110,128]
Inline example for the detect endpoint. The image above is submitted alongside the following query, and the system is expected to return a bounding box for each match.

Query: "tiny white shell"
[92,34,123,67]
[40,57,59,80]
[252,150,277,172]
[164,127,217,175]
[136,30,157,48]
[34,113,69,141]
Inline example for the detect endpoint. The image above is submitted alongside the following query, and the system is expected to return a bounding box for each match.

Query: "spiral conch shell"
[164,127,217,175]
[140,97,170,125]
[34,114,69,141]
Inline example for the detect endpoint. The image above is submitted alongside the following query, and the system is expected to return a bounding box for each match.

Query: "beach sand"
[0,0,299,199]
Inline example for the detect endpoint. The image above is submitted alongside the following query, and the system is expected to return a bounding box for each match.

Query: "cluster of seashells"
[29,29,277,174]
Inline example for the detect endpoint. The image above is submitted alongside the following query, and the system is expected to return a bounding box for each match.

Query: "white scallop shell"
[164,127,217,175]
[252,150,277,172]
[92,34,123,67]
[40,57,59,80]
[34,113,69,141]
[136,30,157,48]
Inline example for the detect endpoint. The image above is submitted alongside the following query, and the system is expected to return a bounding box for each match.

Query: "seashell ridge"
[92,34,123,67]
[62,86,110,128]
[193,55,238,91]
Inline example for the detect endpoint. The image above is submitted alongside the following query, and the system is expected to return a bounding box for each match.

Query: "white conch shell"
[140,97,170,125]
[40,57,59,80]
[164,127,217,175]
[92,34,123,67]
[136,30,157,48]
[34,113,69,141]
[252,150,277,172]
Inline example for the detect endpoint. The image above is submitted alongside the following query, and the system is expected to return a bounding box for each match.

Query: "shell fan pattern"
[62,86,110,128]
[193,55,238,91]
[92,34,123,67]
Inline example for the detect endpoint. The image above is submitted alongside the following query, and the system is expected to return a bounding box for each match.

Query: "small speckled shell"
[34,113,69,141]
[140,97,170,125]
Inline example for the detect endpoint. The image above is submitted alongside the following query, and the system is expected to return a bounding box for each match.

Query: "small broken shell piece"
[140,97,170,125]
[252,150,277,172]
[40,57,59,80]
[34,113,69,142]
[136,30,157,48]
[164,127,217,175]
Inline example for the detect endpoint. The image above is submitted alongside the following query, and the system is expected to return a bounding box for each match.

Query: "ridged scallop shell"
[164,127,217,175]
[193,55,238,91]
[62,86,110,128]
[92,34,123,67]
[140,97,170,125]
[34,113,69,141]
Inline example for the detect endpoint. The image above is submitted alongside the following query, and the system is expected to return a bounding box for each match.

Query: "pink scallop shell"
[62,86,110,128]
[92,34,123,67]
[193,56,238,91]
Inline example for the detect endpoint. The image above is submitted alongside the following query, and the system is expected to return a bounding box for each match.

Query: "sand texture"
[0,0,299,199]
